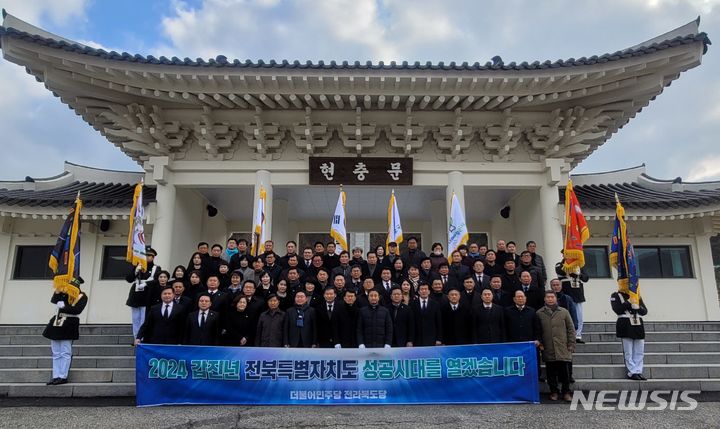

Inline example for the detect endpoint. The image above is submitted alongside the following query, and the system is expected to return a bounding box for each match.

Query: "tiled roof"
[0,20,710,71]
[0,181,155,208]
[562,182,720,210]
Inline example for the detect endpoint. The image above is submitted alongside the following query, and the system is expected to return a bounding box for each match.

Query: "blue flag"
[609,199,640,304]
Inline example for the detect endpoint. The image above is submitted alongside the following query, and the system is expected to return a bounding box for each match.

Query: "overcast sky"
[0,0,718,181]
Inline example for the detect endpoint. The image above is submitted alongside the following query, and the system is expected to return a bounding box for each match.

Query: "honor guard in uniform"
[555,258,589,343]
[125,247,160,340]
[611,290,649,380]
[42,277,88,385]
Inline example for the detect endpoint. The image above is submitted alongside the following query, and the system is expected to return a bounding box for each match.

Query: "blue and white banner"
[136,342,539,406]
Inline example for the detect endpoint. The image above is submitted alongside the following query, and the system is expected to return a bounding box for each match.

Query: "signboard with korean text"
[309,157,413,186]
[135,342,539,406]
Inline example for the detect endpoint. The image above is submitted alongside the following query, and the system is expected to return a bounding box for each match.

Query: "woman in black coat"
[274,280,293,311]
[186,252,208,284]
[184,270,204,298]
[221,295,253,346]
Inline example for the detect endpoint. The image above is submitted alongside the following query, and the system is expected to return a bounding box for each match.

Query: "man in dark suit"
[376,268,397,303]
[449,251,471,283]
[357,290,393,349]
[401,236,427,269]
[387,288,414,347]
[471,260,491,290]
[170,279,192,309]
[411,283,443,346]
[459,276,483,310]
[316,287,341,348]
[335,289,359,348]
[201,275,231,313]
[473,289,506,344]
[489,275,512,307]
[519,271,544,311]
[505,289,542,378]
[283,291,318,348]
[434,263,459,293]
[505,290,541,343]
[441,289,473,345]
[136,286,184,345]
[184,294,221,345]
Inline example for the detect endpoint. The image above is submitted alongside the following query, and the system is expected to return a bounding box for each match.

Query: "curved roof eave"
[0,10,711,72]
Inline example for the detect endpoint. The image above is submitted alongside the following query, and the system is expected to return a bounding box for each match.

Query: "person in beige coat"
[537,290,576,402]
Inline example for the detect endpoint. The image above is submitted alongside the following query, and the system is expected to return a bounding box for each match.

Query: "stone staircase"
[0,322,718,397]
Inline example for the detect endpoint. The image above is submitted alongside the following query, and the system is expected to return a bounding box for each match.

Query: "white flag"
[126,182,147,271]
[386,190,403,248]
[250,186,267,257]
[448,192,469,260]
[330,190,348,254]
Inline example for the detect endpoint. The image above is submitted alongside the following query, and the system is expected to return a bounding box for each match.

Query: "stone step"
[0,383,136,397]
[581,322,720,332]
[581,332,720,342]
[0,325,132,336]
[0,335,135,346]
[0,356,135,369]
[540,378,720,392]
[570,364,720,380]
[0,368,135,383]
[576,341,720,353]
[572,352,720,365]
[0,345,135,357]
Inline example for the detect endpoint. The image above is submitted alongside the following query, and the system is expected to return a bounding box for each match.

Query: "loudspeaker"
[500,206,511,219]
[206,205,218,217]
[99,219,111,232]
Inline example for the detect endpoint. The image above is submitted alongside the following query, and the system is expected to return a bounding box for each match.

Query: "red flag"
[563,180,590,273]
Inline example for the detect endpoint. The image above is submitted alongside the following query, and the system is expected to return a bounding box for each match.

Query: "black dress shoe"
[570,377,576,383]
[630,374,643,381]
[55,378,68,385]
[637,374,647,381]
[46,378,59,386]
[626,374,635,380]
[575,339,585,344]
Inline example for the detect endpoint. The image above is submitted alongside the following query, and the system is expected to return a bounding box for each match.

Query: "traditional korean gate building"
[0,11,717,325]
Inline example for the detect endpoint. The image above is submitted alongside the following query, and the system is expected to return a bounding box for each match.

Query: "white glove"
[56,301,66,310]
[334,344,342,349]
[384,344,391,349]
[631,303,640,310]
[135,264,143,274]
[358,344,366,349]
[135,281,147,291]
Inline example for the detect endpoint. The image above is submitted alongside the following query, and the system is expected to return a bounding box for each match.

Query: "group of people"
[41,235,649,400]
[127,236,609,401]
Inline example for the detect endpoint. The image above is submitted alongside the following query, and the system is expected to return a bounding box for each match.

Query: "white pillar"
[538,182,564,270]
[253,170,273,245]
[272,198,288,247]
[694,218,720,320]
[151,182,176,268]
[446,171,465,221]
[0,218,13,317]
[431,200,447,251]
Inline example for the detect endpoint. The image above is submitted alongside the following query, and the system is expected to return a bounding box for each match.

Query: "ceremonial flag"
[48,194,83,305]
[126,182,147,272]
[250,186,267,257]
[610,195,641,305]
[330,188,348,254]
[448,192,469,260]
[386,190,403,249]
[562,180,590,273]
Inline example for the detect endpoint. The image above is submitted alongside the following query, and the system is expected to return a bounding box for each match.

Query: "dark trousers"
[546,361,570,394]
